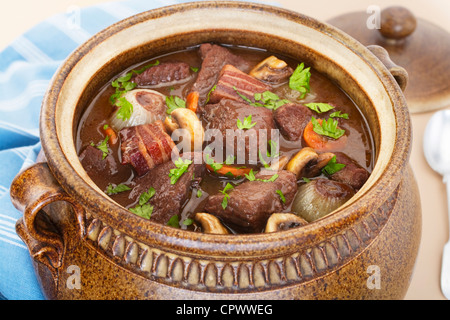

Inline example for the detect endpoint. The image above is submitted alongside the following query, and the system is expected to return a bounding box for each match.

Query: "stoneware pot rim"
[39,1,411,257]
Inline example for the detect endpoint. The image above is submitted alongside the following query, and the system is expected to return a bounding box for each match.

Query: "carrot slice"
[103,125,118,145]
[303,119,347,151]
[186,91,199,113]
[206,164,252,178]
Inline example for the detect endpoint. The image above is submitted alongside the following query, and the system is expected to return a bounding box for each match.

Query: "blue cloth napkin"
[0,0,216,300]
[0,0,278,300]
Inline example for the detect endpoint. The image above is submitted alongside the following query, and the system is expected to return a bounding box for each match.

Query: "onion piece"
[110,89,167,131]
[291,178,355,222]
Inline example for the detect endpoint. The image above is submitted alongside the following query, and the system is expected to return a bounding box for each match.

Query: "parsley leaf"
[196,189,203,198]
[276,189,286,204]
[267,140,279,158]
[115,97,134,121]
[205,153,223,172]
[237,114,257,130]
[244,169,278,183]
[169,158,193,184]
[183,218,194,226]
[322,155,346,175]
[92,135,110,159]
[167,215,180,228]
[165,95,186,114]
[311,116,345,139]
[138,187,156,206]
[129,203,153,219]
[106,183,131,195]
[330,111,349,119]
[289,63,311,99]
[244,169,256,181]
[205,85,217,104]
[254,91,290,110]
[129,187,156,219]
[305,102,335,114]
[233,87,289,110]
[220,183,234,209]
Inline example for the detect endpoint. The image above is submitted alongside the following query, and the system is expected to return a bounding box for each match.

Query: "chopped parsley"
[254,91,290,110]
[169,158,193,184]
[322,155,346,175]
[183,218,194,226]
[205,154,235,172]
[129,187,156,220]
[276,189,286,204]
[311,116,345,140]
[289,63,311,99]
[244,169,279,183]
[266,140,280,158]
[232,87,289,110]
[205,84,217,104]
[110,60,160,121]
[196,189,203,198]
[138,187,156,205]
[220,183,234,209]
[190,66,199,72]
[91,135,110,159]
[167,214,180,228]
[330,110,349,119]
[166,216,194,228]
[106,183,131,195]
[305,102,335,114]
[165,95,186,114]
[237,114,257,130]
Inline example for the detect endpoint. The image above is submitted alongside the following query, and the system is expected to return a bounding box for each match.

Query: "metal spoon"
[423,109,450,300]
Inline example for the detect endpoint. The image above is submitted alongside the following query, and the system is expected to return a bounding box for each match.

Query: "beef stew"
[76,43,374,234]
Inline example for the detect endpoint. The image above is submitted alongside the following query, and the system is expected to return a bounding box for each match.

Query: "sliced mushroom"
[265,213,308,233]
[163,116,179,133]
[170,108,205,152]
[249,56,294,84]
[110,89,167,131]
[194,212,229,235]
[286,147,319,178]
[268,155,290,171]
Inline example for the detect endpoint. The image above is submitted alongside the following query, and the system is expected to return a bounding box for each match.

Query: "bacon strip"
[119,120,177,176]
[208,64,272,104]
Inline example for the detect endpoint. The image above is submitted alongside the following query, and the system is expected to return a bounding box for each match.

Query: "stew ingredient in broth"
[76,43,374,234]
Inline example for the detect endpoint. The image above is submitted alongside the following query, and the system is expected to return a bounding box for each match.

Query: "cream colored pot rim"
[40,1,411,256]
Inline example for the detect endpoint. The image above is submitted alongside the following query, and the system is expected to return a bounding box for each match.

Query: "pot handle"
[367,45,409,92]
[10,162,85,274]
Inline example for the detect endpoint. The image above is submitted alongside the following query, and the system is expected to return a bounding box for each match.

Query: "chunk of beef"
[330,152,370,190]
[119,120,177,176]
[79,145,118,179]
[208,64,272,104]
[133,62,191,86]
[199,99,276,164]
[190,44,251,106]
[204,170,298,233]
[274,103,313,141]
[129,152,205,224]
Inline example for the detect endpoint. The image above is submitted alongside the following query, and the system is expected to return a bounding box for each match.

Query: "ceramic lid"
[328,6,450,114]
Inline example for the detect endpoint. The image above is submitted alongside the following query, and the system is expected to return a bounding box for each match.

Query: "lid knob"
[379,6,417,40]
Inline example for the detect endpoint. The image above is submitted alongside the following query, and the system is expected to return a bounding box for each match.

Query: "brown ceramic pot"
[10,1,420,300]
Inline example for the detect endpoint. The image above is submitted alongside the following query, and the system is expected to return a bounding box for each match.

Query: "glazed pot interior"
[42,1,407,256]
